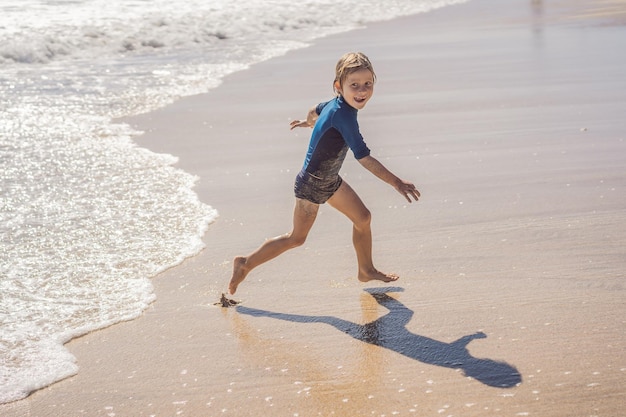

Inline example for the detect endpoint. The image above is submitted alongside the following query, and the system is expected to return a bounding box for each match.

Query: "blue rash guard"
[294,95,371,204]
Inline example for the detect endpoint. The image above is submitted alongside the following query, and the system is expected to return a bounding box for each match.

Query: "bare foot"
[229,256,250,295]
[358,268,399,283]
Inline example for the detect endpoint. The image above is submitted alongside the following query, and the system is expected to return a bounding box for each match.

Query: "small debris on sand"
[214,293,241,308]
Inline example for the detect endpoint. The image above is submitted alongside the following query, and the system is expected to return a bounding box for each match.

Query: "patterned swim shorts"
[294,170,343,204]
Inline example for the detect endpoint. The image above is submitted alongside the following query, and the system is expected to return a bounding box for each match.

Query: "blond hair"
[333,52,376,94]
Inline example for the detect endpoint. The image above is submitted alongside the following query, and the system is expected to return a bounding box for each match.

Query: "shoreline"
[4,0,625,415]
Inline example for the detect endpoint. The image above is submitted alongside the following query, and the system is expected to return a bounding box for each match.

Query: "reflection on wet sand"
[225,301,388,413]
[236,287,522,388]
[532,0,544,42]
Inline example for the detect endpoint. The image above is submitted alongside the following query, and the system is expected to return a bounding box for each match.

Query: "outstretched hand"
[290,106,319,130]
[289,119,313,130]
[396,180,421,203]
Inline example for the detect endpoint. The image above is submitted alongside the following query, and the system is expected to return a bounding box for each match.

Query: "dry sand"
[4,0,625,416]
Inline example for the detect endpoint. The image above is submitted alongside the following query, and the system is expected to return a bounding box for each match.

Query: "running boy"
[228,52,420,295]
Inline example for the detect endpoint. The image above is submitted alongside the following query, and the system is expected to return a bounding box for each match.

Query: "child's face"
[335,68,374,110]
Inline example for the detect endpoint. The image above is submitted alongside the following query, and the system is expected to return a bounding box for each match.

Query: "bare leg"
[327,181,399,283]
[229,199,319,294]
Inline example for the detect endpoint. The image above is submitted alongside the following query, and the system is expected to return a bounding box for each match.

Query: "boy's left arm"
[358,155,420,203]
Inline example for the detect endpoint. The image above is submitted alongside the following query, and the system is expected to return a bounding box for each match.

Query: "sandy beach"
[4,0,625,415]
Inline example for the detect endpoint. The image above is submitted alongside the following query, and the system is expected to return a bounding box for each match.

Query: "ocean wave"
[0,0,467,65]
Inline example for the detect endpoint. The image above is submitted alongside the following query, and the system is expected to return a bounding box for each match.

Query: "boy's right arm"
[289,105,319,130]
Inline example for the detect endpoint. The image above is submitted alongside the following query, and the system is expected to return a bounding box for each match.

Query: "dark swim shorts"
[294,170,343,204]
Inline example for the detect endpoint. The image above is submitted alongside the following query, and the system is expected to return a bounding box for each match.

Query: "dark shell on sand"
[214,293,241,308]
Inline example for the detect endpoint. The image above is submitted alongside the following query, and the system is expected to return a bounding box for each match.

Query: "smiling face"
[334,68,375,110]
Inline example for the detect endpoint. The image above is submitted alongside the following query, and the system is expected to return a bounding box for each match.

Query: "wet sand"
[4,0,625,416]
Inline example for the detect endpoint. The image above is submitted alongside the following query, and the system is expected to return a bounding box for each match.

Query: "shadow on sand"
[237,287,521,388]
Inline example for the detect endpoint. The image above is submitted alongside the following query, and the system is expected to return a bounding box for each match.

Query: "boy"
[229,52,420,295]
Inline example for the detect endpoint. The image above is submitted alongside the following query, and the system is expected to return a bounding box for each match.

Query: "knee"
[354,208,372,229]
[287,232,307,248]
